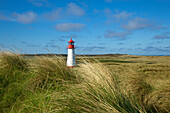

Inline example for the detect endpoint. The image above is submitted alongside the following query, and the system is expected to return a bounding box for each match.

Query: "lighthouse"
[67,38,76,67]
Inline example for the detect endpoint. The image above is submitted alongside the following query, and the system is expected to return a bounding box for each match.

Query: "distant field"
[0,52,170,113]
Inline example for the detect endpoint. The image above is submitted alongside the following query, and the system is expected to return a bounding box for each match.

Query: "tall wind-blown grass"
[59,61,159,113]
[0,51,169,113]
[28,56,78,90]
[0,51,29,112]
[0,52,77,112]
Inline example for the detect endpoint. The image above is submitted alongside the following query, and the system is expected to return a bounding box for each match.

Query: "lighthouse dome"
[68,38,74,43]
[68,38,75,49]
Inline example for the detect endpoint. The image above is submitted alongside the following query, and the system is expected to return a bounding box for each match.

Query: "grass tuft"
[28,56,78,90]
[0,51,27,72]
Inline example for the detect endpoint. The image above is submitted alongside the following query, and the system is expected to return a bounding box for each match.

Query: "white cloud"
[55,23,85,32]
[104,9,132,19]
[44,8,63,20]
[153,32,170,39]
[67,3,85,16]
[104,30,131,39]
[122,17,149,31]
[14,12,37,24]
[104,9,132,24]
[0,12,37,24]
[113,11,132,19]
[60,34,78,38]
[27,0,52,7]
[43,3,85,21]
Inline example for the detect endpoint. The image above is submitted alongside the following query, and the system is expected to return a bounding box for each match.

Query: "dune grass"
[0,51,169,113]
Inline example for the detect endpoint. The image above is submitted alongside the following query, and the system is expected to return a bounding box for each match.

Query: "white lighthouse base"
[67,49,76,67]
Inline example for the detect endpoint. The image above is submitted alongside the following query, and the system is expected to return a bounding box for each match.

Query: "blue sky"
[0,0,170,55]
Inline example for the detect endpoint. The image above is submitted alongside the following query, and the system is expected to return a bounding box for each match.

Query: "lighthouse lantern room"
[67,38,76,67]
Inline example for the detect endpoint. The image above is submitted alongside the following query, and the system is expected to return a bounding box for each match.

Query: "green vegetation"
[0,51,169,113]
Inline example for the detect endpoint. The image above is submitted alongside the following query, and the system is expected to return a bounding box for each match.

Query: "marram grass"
[0,51,169,113]
[59,61,156,113]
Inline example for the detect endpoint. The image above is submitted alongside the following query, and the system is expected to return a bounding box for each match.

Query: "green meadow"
[0,51,169,113]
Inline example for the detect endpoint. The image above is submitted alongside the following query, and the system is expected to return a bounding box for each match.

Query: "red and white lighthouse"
[67,38,76,67]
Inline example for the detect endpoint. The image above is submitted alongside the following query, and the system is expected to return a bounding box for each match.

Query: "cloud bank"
[67,3,85,16]
[55,23,85,32]
[104,30,131,39]
[153,32,170,39]
[14,12,37,24]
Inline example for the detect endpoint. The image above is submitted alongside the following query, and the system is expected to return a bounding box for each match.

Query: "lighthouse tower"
[67,38,76,67]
